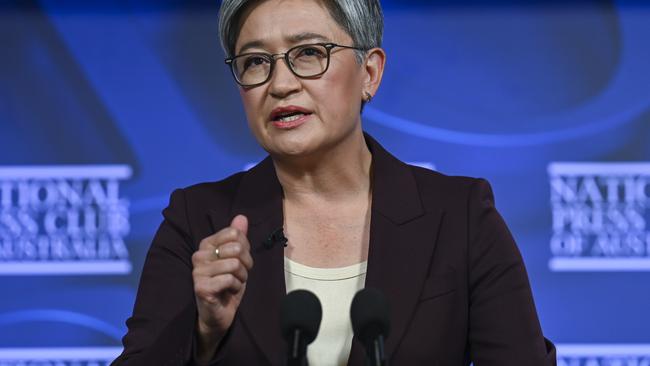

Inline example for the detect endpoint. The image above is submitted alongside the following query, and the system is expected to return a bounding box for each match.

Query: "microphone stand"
[366,334,388,366]
[287,328,309,366]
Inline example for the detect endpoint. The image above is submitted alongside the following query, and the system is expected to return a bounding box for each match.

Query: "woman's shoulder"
[367,133,492,206]
[408,164,477,187]
[406,164,496,209]
[180,170,247,201]
[163,170,248,217]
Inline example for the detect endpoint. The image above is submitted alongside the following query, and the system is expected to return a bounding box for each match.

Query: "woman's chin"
[264,131,317,156]
[266,138,323,161]
[271,145,314,159]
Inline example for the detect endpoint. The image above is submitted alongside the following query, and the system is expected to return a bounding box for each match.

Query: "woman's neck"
[272,131,372,203]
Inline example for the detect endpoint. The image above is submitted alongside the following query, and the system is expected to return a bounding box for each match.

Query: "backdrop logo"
[0,347,121,365]
[0,166,132,275]
[548,163,650,271]
[557,344,650,366]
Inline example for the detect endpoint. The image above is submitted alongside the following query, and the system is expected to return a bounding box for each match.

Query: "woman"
[113,0,556,365]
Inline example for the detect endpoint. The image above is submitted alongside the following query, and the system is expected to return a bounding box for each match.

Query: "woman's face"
[234,0,369,159]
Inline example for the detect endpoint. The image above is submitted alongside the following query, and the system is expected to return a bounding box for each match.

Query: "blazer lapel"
[207,134,444,365]
[210,157,287,366]
[348,135,444,365]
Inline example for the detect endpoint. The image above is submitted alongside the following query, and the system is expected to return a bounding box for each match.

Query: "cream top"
[284,257,368,366]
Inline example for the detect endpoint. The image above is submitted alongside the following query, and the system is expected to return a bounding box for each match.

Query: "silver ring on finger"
[214,247,221,259]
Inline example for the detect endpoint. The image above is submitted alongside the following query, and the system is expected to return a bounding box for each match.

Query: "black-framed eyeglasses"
[224,42,365,87]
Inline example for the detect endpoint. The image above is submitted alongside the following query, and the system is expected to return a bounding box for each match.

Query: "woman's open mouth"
[270,106,313,129]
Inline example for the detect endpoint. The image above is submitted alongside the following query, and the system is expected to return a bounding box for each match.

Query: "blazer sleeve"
[467,179,556,365]
[112,189,199,366]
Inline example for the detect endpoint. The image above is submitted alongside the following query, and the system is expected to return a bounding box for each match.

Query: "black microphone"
[350,288,390,366]
[263,227,288,249]
[280,289,322,366]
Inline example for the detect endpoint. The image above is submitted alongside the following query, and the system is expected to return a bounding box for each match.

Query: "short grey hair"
[218,0,384,62]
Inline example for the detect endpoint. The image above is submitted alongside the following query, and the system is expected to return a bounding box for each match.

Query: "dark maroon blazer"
[113,134,556,366]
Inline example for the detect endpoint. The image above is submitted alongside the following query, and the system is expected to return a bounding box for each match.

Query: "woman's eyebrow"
[238,40,266,54]
[285,32,331,44]
[237,32,331,54]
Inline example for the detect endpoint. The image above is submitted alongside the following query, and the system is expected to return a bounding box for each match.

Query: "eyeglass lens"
[232,44,330,86]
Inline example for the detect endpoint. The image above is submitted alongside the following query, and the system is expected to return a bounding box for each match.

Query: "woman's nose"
[268,58,302,98]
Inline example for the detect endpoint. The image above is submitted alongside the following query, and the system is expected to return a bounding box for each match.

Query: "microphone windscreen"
[280,289,322,344]
[350,287,390,345]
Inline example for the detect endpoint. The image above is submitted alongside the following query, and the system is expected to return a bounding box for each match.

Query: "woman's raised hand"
[192,214,253,360]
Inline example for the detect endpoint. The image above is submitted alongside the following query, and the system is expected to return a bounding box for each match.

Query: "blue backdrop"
[1,0,649,364]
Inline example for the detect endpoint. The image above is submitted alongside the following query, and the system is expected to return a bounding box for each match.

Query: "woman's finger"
[197,227,240,251]
[212,241,254,269]
[194,273,244,301]
[193,257,249,283]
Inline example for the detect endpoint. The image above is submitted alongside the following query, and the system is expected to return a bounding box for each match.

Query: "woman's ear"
[362,47,386,100]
